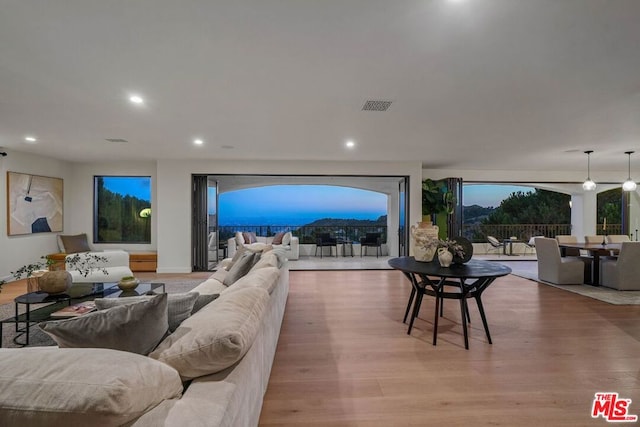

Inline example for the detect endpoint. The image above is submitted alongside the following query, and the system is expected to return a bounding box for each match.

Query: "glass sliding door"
[207,178,219,270]
[398,177,409,256]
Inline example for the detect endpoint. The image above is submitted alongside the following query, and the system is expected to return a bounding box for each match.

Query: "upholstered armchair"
[360,233,382,257]
[535,237,590,285]
[600,242,640,290]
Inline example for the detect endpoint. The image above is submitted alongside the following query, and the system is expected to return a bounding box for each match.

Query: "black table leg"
[459,294,469,349]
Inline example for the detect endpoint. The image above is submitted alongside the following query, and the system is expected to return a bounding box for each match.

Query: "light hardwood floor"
[259,270,640,426]
[3,270,639,425]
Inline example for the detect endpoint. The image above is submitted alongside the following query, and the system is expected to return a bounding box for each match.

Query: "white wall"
[0,149,73,281]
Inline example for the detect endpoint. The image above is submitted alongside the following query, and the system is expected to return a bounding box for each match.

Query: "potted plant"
[12,254,109,293]
[422,179,456,239]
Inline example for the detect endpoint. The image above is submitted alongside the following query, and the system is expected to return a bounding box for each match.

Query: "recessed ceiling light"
[193,139,204,145]
[129,94,145,105]
[24,136,37,142]
[345,140,356,149]
[221,145,234,149]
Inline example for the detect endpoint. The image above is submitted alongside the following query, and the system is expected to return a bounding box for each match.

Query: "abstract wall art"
[7,171,63,235]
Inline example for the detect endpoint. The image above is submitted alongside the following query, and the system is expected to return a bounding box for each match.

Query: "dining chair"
[605,235,631,244]
[486,236,504,256]
[600,242,640,290]
[555,235,581,257]
[584,235,604,245]
[315,233,337,258]
[360,232,382,257]
[534,237,590,285]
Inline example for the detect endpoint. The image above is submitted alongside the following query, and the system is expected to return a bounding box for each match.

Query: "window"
[94,176,151,243]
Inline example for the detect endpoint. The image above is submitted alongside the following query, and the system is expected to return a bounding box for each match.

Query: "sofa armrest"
[65,250,130,269]
[228,238,238,258]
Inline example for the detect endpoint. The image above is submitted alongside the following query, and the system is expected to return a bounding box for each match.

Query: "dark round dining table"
[388,257,512,349]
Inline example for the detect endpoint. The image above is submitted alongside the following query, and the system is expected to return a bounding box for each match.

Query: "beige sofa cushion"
[149,287,269,380]
[0,347,183,427]
[222,266,280,295]
[40,294,168,355]
[252,251,279,270]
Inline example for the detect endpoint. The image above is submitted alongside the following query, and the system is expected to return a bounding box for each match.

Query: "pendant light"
[582,150,596,191]
[622,151,637,191]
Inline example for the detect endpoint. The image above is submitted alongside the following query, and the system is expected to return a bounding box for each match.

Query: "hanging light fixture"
[622,151,637,191]
[582,150,597,191]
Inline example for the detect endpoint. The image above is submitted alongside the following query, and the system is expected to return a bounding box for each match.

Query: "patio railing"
[462,223,623,243]
[216,223,624,246]
[218,225,388,245]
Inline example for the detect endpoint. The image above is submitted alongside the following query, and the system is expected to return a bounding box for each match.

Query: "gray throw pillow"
[40,294,168,355]
[59,233,91,253]
[223,252,257,286]
[227,245,247,269]
[95,292,199,332]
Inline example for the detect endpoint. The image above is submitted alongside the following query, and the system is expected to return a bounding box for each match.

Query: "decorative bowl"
[118,277,139,290]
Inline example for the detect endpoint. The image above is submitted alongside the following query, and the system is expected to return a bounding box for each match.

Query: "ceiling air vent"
[362,100,392,111]
[105,138,128,143]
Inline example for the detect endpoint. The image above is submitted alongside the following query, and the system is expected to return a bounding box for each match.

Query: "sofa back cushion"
[0,347,183,427]
[149,287,269,380]
[222,266,280,295]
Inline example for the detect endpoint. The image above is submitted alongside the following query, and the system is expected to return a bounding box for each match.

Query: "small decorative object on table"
[118,276,139,290]
[451,236,473,264]
[437,247,453,267]
[38,270,73,294]
[411,221,439,262]
[438,238,470,266]
[51,301,97,318]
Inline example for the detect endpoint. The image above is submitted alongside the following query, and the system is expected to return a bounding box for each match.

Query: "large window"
[94,176,151,243]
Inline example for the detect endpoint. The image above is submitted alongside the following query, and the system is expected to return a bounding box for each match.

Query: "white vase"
[438,247,453,267]
[411,221,439,262]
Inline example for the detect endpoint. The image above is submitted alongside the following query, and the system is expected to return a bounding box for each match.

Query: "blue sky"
[101,177,151,202]
[217,185,387,225]
[214,184,535,225]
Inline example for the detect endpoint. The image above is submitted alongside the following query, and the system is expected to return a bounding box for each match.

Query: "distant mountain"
[302,215,387,227]
[463,205,494,224]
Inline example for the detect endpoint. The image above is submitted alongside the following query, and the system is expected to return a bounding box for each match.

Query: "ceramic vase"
[411,221,439,262]
[38,271,72,294]
[438,247,453,267]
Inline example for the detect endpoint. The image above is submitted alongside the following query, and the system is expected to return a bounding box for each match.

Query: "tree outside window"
[94,176,151,243]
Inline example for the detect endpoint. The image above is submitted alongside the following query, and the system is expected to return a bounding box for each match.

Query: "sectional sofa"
[0,249,289,427]
[228,231,299,260]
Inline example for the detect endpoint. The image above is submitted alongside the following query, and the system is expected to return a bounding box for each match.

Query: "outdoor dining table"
[388,257,511,349]
[556,242,621,286]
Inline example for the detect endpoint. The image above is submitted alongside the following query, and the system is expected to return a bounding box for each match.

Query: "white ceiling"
[2,0,640,173]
